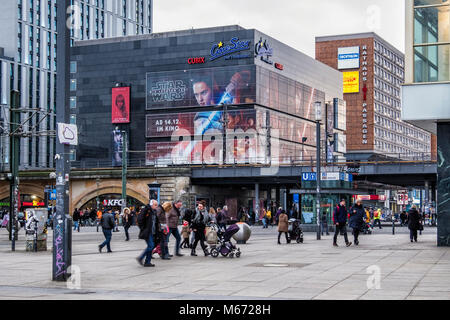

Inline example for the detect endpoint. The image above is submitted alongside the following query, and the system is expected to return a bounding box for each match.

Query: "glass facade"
[414,0,450,82]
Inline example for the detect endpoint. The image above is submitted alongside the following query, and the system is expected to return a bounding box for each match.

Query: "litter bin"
[25,209,48,251]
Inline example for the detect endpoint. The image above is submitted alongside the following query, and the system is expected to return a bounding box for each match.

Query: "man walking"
[217,205,228,231]
[332,199,352,247]
[98,208,115,253]
[137,199,160,267]
[167,200,184,257]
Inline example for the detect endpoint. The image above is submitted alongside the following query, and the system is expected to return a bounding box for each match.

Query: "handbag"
[418,223,424,231]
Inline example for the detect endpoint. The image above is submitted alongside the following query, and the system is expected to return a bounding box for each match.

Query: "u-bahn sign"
[102,199,125,207]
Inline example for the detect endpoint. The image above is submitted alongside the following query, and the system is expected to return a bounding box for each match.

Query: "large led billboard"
[146,66,256,110]
[146,109,257,138]
[112,87,130,124]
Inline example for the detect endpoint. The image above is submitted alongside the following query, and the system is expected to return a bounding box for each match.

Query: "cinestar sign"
[103,199,124,206]
[210,37,251,61]
[338,46,360,70]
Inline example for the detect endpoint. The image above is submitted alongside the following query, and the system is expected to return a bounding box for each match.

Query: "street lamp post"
[121,129,127,215]
[315,102,322,241]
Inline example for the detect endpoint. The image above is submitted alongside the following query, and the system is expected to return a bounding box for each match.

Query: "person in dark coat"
[72,208,81,232]
[333,199,352,247]
[122,208,132,241]
[191,203,211,256]
[167,200,184,257]
[137,200,160,267]
[349,199,365,245]
[321,212,329,236]
[98,208,115,253]
[408,205,422,242]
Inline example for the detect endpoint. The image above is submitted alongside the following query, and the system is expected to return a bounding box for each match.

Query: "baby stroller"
[363,222,373,234]
[288,219,304,243]
[209,223,241,258]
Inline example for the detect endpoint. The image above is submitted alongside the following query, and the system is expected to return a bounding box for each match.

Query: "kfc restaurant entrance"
[79,194,145,211]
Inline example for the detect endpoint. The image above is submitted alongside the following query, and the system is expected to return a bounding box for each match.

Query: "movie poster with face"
[112,87,130,124]
[145,109,261,165]
[112,128,127,166]
[146,66,256,110]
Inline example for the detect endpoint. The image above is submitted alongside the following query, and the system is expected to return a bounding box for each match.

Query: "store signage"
[338,46,360,69]
[343,71,359,93]
[354,195,386,201]
[255,37,273,65]
[302,172,317,181]
[302,172,352,182]
[187,57,205,64]
[210,37,252,61]
[275,63,284,70]
[397,193,409,205]
[102,199,125,207]
[361,45,368,145]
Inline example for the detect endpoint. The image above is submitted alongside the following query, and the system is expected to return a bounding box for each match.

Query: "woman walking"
[123,208,132,241]
[277,210,289,244]
[408,205,422,243]
[349,199,365,245]
[191,202,211,256]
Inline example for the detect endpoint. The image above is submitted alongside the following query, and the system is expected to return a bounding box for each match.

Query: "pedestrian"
[262,208,268,228]
[209,207,217,224]
[191,202,211,256]
[332,199,352,247]
[408,205,422,242]
[373,208,382,229]
[136,199,160,267]
[167,200,184,257]
[266,208,272,227]
[156,202,172,260]
[96,208,102,232]
[349,199,365,245]
[113,210,120,232]
[217,206,228,231]
[277,209,289,244]
[321,211,329,236]
[122,207,132,241]
[179,220,191,249]
[98,208,115,253]
[72,208,80,232]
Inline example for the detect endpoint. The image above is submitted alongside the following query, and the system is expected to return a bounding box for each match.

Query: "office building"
[0,0,153,170]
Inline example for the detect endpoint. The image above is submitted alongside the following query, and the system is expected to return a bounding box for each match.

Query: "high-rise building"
[0,0,153,170]
[315,32,432,161]
[402,0,449,246]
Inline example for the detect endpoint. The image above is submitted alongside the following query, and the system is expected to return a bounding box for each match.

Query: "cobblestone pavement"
[0,225,448,300]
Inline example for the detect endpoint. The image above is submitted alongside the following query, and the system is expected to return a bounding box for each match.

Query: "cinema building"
[70,25,349,220]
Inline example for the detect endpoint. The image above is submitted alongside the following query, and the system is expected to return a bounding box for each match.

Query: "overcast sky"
[153,0,405,58]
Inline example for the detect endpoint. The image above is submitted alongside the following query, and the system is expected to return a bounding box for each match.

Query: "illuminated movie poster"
[145,110,261,165]
[112,87,130,124]
[146,66,256,110]
[112,129,127,166]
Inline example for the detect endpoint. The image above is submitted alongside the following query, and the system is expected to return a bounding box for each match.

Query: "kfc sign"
[102,199,125,206]
[188,57,205,65]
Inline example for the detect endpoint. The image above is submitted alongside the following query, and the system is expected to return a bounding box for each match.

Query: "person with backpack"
[349,199,365,245]
[136,199,160,267]
[373,208,382,229]
[333,199,352,247]
[98,208,115,253]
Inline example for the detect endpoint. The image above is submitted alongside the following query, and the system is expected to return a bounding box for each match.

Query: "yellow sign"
[343,71,359,93]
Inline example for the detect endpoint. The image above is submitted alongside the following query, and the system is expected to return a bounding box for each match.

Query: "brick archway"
[0,181,46,201]
[71,182,149,212]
